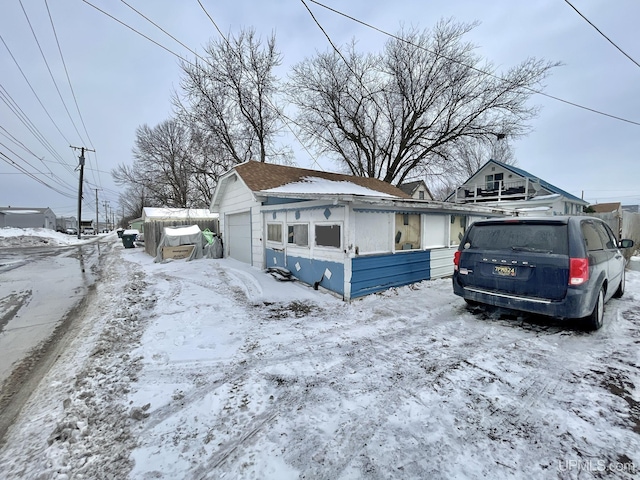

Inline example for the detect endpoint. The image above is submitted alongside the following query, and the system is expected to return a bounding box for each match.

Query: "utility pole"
[94,189,99,234]
[70,146,95,240]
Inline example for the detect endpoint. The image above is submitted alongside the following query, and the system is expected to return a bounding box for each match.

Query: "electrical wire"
[306,0,640,127]
[563,0,640,70]
[45,0,102,190]
[18,0,89,147]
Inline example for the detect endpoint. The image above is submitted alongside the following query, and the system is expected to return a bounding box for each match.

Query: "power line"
[80,0,196,68]
[45,0,101,190]
[18,0,88,146]
[563,0,640,70]
[307,0,640,127]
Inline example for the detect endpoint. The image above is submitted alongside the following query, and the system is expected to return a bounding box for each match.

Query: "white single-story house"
[447,159,588,215]
[0,207,57,229]
[210,161,509,300]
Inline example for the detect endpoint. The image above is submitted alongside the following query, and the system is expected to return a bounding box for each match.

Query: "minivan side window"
[581,222,604,252]
[595,223,617,250]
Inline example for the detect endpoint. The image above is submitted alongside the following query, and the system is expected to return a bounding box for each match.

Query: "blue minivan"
[452,216,634,330]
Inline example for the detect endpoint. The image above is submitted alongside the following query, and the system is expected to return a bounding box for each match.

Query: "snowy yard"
[1,232,639,479]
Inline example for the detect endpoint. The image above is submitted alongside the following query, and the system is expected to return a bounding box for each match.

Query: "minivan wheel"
[584,288,604,331]
[613,269,625,299]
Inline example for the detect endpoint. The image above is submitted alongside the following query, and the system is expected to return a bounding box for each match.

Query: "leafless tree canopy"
[176,28,289,165]
[112,119,203,210]
[288,20,559,186]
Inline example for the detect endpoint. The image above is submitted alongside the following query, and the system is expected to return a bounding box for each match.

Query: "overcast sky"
[2,0,639,219]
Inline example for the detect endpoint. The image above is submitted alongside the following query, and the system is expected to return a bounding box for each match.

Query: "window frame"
[314,223,342,249]
[287,223,309,247]
[266,222,283,244]
[394,212,422,251]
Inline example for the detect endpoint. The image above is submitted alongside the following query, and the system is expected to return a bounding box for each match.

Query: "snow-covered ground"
[0,228,639,479]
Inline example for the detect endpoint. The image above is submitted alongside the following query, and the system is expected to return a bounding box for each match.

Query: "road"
[0,235,115,443]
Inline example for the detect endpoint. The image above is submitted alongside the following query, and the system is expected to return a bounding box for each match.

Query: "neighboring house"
[447,159,588,216]
[128,217,144,232]
[0,207,57,229]
[397,180,433,200]
[590,202,622,214]
[210,161,508,300]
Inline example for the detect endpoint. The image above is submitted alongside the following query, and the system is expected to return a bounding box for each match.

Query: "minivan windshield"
[466,223,569,255]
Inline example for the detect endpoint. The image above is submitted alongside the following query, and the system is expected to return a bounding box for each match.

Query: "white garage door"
[227,212,251,264]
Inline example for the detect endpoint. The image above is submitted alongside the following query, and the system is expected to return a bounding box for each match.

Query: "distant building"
[589,202,621,214]
[446,159,588,216]
[397,180,433,200]
[0,207,57,229]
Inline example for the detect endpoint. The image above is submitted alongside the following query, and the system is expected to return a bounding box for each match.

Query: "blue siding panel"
[265,248,286,268]
[286,255,345,296]
[351,251,431,298]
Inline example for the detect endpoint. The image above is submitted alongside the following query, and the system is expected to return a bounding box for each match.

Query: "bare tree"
[176,28,290,166]
[288,19,558,185]
[112,118,197,208]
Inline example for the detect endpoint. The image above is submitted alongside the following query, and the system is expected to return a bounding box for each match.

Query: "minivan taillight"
[453,251,461,271]
[569,258,589,285]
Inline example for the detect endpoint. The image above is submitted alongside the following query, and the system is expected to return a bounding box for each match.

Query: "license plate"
[494,265,516,277]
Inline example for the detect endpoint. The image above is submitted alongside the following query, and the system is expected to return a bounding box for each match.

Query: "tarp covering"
[154,225,205,263]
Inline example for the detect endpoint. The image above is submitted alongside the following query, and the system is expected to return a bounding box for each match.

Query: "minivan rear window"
[466,223,568,255]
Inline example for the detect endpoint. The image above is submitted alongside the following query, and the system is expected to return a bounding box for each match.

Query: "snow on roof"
[262,176,396,197]
[142,208,217,219]
[164,225,202,236]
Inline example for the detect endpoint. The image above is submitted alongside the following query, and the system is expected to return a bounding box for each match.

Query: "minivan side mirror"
[619,239,634,249]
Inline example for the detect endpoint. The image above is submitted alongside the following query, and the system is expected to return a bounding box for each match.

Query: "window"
[288,224,308,246]
[595,222,617,250]
[450,215,467,246]
[395,213,421,250]
[267,223,282,243]
[315,224,341,248]
[581,222,604,251]
[485,173,503,191]
[419,190,425,200]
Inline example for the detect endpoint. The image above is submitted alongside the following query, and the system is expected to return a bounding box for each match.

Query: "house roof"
[0,207,54,215]
[234,161,410,199]
[486,160,586,204]
[142,207,218,220]
[397,180,433,199]
[590,202,621,213]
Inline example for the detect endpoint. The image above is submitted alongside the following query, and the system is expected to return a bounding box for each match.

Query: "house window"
[288,224,308,246]
[419,190,425,200]
[267,223,282,243]
[450,215,467,246]
[395,213,421,250]
[315,224,341,248]
[485,173,503,191]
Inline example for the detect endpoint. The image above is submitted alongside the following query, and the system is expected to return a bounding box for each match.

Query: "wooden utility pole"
[70,146,95,239]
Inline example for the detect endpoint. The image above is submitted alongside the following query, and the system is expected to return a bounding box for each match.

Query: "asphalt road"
[0,235,114,444]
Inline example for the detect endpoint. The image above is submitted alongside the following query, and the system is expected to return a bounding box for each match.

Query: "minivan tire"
[613,269,625,299]
[584,287,604,331]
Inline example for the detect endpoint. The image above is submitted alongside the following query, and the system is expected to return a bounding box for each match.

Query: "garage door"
[227,212,251,264]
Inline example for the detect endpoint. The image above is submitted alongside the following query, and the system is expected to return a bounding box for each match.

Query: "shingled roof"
[234,161,410,199]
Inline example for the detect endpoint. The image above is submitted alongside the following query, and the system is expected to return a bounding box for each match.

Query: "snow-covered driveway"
[1,242,639,479]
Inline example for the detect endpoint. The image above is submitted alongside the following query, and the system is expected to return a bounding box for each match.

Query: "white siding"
[430,248,456,279]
